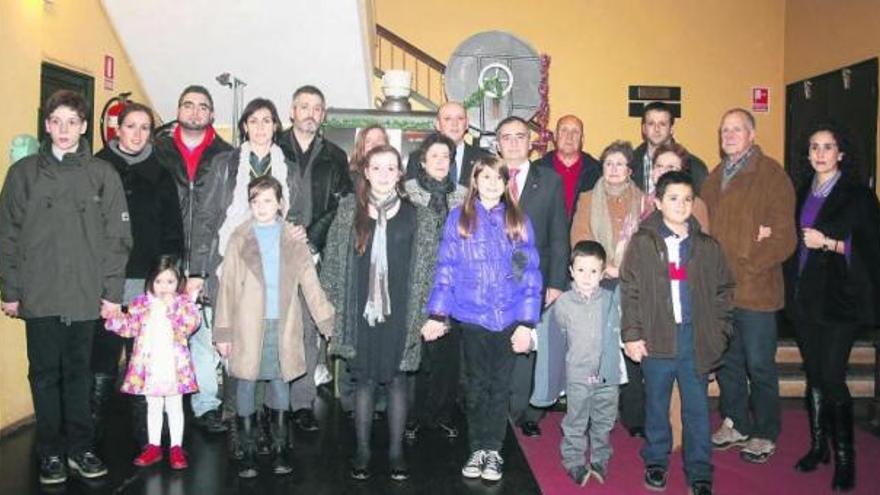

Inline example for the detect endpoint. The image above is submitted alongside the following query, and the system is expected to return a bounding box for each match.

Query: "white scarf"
[216,142,291,260]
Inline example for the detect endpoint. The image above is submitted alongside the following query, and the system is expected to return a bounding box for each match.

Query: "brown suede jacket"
[701,146,797,311]
[620,211,735,374]
[213,220,334,382]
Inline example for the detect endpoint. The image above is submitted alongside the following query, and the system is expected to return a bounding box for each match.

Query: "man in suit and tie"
[497,116,570,437]
[406,101,486,185]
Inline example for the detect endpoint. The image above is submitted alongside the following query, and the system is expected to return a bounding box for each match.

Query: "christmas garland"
[531,54,552,155]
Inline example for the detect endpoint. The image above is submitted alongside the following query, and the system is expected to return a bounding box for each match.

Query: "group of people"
[0,84,877,495]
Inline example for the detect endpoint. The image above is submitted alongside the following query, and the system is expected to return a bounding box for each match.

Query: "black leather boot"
[256,406,272,456]
[269,409,293,475]
[830,400,855,492]
[237,415,258,478]
[91,373,117,445]
[795,387,830,472]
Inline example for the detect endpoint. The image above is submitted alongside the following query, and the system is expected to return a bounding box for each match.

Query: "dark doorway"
[784,58,878,190]
[781,58,878,340]
[39,62,95,148]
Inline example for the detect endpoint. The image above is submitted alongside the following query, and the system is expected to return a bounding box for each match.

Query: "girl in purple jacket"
[422,156,542,482]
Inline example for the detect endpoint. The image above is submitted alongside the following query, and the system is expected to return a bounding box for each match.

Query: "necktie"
[509,167,521,203]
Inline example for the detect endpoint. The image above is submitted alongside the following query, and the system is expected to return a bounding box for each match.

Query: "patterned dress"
[105,293,201,396]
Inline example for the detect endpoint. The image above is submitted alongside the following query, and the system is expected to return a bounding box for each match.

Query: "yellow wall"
[0,0,150,431]
[375,0,786,167]
[784,0,880,192]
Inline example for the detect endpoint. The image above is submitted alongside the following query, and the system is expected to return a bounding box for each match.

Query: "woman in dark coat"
[92,102,184,446]
[786,123,880,492]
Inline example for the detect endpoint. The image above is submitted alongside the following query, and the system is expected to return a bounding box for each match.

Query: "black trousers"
[412,323,461,424]
[462,323,516,452]
[796,316,857,403]
[26,317,96,457]
[619,355,646,430]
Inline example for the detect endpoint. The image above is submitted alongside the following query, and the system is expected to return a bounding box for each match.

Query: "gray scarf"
[363,191,401,326]
[109,139,153,166]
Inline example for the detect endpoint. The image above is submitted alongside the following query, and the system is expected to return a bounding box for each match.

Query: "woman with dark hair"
[321,144,442,481]
[349,124,389,174]
[93,101,184,448]
[195,97,296,304]
[402,132,467,440]
[785,123,880,492]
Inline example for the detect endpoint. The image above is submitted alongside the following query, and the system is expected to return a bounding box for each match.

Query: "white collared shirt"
[454,141,465,183]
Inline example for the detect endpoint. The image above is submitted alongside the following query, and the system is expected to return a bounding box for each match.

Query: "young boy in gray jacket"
[530,240,627,486]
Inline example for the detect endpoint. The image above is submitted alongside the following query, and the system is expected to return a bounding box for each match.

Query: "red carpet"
[514,410,880,494]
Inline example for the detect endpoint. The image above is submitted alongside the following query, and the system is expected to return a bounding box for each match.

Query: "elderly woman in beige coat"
[213,176,334,478]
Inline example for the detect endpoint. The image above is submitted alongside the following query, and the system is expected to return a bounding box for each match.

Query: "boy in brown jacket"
[621,171,735,495]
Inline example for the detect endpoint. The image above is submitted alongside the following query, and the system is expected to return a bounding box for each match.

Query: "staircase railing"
[375,24,446,109]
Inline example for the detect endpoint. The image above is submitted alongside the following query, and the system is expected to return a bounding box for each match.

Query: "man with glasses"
[495,116,569,439]
[155,85,232,434]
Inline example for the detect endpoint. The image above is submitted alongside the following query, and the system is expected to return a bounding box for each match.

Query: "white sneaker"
[740,438,776,463]
[461,450,486,478]
[481,450,504,481]
[711,417,749,450]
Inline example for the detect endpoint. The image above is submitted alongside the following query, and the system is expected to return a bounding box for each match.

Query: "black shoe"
[795,387,830,473]
[67,451,108,479]
[39,455,67,485]
[196,409,228,434]
[690,480,713,495]
[628,426,646,438]
[520,421,541,437]
[350,466,371,481]
[292,408,320,432]
[589,462,606,484]
[566,465,589,486]
[390,463,410,482]
[644,464,668,491]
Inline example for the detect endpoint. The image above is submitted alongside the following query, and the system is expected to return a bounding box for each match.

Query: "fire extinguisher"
[100,91,132,147]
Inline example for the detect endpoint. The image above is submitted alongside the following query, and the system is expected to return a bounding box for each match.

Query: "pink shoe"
[169,446,188,470]
[133,444,163,467]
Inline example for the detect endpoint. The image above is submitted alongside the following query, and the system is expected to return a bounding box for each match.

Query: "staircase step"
[776,339,875,365]
[708,363,875,398]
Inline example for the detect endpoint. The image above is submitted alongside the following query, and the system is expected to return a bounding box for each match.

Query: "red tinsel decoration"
[531,54,552,156]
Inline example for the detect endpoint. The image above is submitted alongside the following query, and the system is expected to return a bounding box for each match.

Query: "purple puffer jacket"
[426,201,543,331]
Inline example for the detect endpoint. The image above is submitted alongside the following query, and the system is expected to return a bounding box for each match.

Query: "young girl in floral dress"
[106,255,200,470]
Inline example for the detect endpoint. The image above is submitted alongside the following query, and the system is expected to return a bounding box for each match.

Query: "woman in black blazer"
[786,123,880,492]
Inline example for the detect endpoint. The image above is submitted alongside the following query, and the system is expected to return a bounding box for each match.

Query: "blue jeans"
[716,308,780,441]
[642,323,712,484]
[190,306,222,417]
